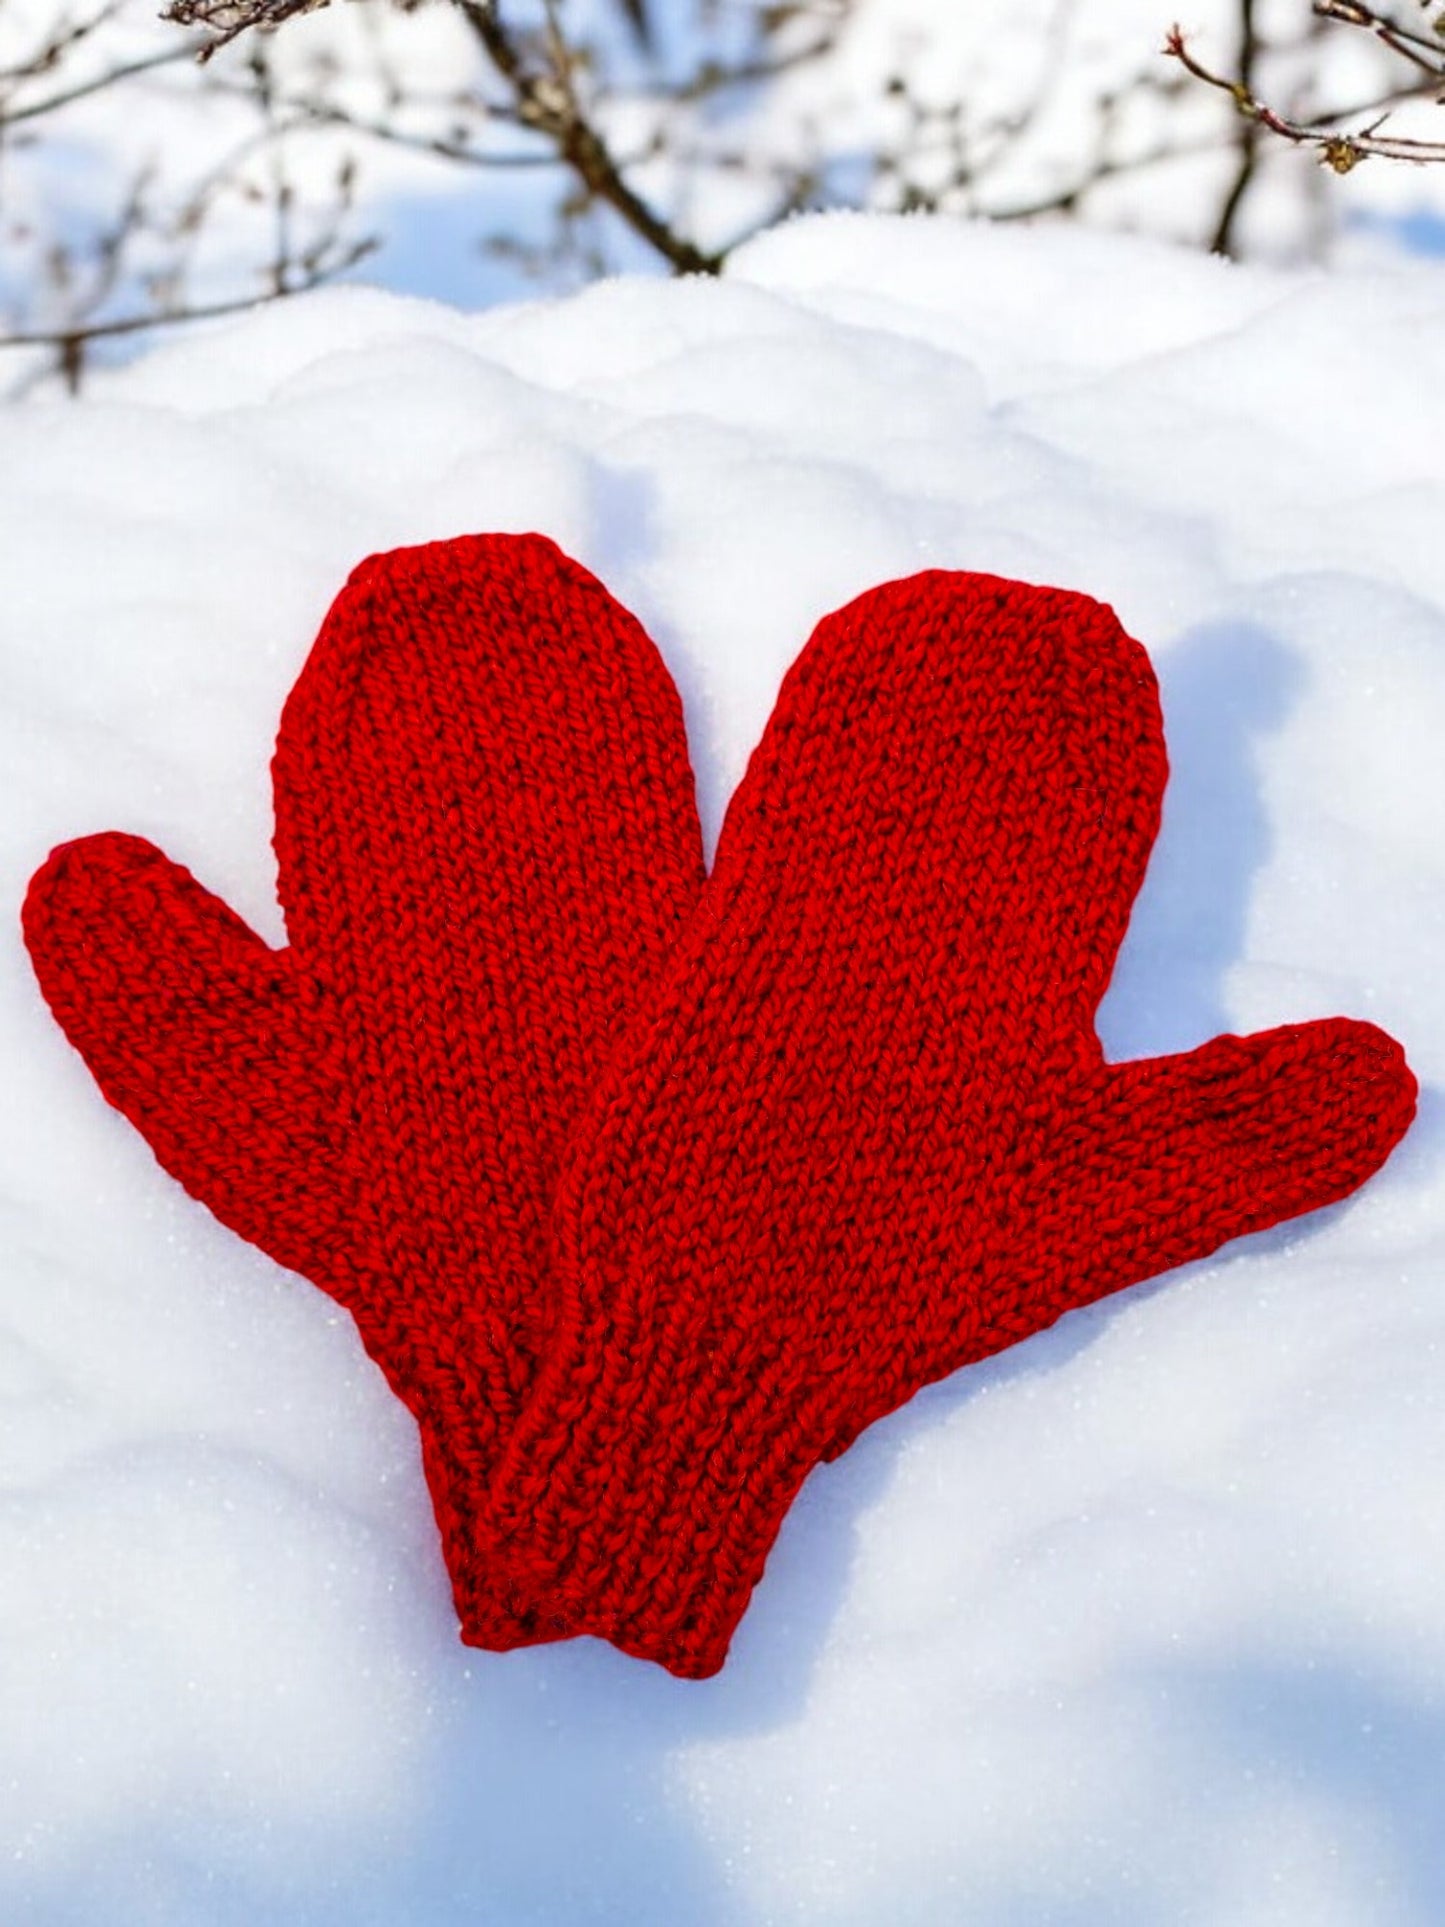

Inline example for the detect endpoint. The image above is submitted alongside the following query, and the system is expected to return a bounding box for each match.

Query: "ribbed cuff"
[409,1420,561,1653]
[349,1319,563,1655]
[472,1343,839,1678]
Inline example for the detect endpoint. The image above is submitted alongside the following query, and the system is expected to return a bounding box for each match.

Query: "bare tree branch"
[155,0,831,274]
[0,17,379,391]
[2,45,194,125]
[0,238,375,389]
[9,0,1432,397]
[1210,0,1261,255]
[1169,4,1445,173]
[1314,0,1445,75]
[451,0,722,272]
[0,2,124,85]
[984,132,1253,221]
[223,91,576,168]
[163,0,327,61]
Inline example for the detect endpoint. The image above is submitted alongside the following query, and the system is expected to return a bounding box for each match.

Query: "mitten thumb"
[1005,1016,1416,1339]
[23,832,340,1279]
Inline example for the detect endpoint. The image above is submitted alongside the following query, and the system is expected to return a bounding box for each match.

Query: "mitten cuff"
[472,1363,839,1678]
[352,1326,566,1655]
[412,1419,536,1650]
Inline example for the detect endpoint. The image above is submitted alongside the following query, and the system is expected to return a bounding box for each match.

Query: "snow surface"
[3,211,1445,1923]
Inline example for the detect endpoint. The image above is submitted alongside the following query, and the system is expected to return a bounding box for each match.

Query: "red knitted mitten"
[22,532,705,1646]
[483,569,1417,1678]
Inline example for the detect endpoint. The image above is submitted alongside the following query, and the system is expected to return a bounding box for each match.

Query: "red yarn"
[478,568,1417,1677]
[21,532,705,1648]
[23,540,1416,1681]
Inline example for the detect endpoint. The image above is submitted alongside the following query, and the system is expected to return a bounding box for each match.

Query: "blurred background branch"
[1170,3,1445,175]
[5,0,1445,390]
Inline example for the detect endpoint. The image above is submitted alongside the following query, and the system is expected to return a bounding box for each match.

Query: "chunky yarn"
[22,532,705,1647]
[479,568,1417,1677]
[24,540,1416,1680]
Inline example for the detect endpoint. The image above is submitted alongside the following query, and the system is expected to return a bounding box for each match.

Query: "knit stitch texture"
[22,532,705,1649]
[23,539,1417,1680]
[478,567,1417,1676]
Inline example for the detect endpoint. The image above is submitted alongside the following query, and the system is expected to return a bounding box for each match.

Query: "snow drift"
[2,212,1443,1923]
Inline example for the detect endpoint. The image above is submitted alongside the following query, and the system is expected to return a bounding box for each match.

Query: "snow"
[3,210,1444,1922]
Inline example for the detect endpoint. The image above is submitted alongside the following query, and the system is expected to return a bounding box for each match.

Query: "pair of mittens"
[23,534,1416,1678]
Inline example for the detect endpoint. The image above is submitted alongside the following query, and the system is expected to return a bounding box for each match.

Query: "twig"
[1167,24,1445,167]
[1212,0,1261,255]
[985,131,1254,221]
[0,242,376,388]
[454,0,722,273]
[1314,0,1445,76]
[201,81,601,169]
[1,46,196,126]
[163,0,327,62]
[160,0,725,273]
[0,3,125,86]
